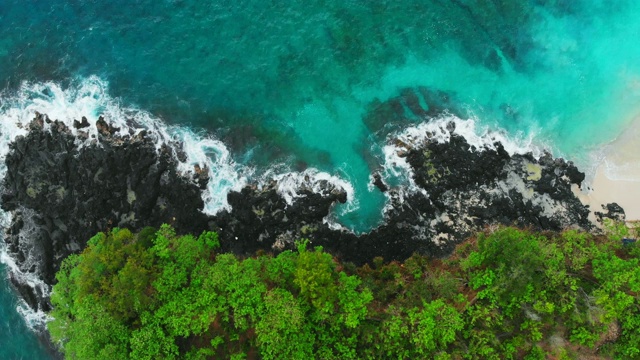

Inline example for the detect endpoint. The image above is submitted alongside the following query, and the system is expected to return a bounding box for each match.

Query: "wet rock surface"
[2,114,599,320]
[310,127,593,264]
[360,126,593,260]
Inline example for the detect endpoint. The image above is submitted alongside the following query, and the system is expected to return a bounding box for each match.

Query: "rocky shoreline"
[1,113,619,341]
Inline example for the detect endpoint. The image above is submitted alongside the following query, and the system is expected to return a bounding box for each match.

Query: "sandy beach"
[579,115,640,222]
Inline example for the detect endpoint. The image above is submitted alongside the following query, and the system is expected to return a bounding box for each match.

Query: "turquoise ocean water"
[2,1,640,357]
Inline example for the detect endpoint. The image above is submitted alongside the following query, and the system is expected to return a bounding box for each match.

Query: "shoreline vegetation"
[48,224,640,359]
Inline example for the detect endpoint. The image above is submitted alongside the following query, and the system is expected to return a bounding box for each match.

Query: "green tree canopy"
[48,225,640,359]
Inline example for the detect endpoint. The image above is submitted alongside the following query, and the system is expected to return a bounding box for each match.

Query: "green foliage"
[602,218,632,242]
[49,225,640,359]
[256,288,313,359]
[386,300,463,357]
[49,226,373,359]
[294,245,338,313]
[49,226,221,359]
[265,249,296,287]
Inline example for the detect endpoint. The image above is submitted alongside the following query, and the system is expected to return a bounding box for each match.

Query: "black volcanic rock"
[595,202,626,223]
[405,134,512,199]
[72,116,90,129]
[95,115,120,136]
[371,172,388,192]
[206,122,595,266]
[211,180,348,256]
[2,113,209,312]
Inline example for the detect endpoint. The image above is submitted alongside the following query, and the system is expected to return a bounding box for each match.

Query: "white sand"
[579,115,640,221]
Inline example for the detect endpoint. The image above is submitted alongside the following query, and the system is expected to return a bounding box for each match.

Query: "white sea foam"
[168,129,249,214]
[393,115,541,156]
[0,225,52,331]
[0,202,52,330]
[255,165,358,231]
[16,302,52,331]
[269,168,355,206]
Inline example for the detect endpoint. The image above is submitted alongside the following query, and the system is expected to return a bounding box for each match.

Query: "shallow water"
[2,1,640,355]
[0,264,53,359]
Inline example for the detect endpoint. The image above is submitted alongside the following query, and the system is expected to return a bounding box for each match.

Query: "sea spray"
[271,169,354,208]
[254,166,356,231]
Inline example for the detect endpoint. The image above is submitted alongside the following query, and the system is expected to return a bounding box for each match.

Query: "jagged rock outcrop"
[1,113,209,312]
[211,180,347,255]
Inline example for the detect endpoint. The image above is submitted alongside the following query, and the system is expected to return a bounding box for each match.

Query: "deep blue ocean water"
[2,1,640,357]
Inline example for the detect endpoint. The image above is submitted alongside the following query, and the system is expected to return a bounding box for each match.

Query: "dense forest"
[48,222,640,359]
